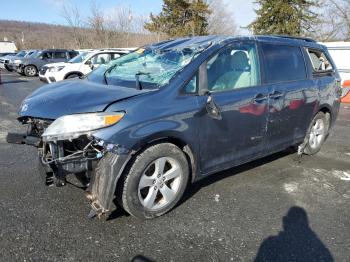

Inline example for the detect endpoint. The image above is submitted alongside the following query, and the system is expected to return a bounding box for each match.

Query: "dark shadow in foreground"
[254,206,333,262]
[1,80,28,84]
[131,255,155,262]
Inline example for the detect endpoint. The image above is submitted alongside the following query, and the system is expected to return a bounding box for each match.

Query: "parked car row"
[39,48,133,83]
[0,48,135,82]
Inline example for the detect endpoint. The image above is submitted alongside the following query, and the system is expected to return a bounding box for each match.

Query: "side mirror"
[205,92,222,120]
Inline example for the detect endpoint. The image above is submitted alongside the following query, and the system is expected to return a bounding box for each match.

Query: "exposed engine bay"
[6,117,126,218]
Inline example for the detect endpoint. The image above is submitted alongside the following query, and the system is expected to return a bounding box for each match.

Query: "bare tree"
[61,2,88,48]
[206,0,239,35]
[310,0,350,41]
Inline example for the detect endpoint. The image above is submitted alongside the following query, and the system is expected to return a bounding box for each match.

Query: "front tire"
[24,65,38,77]
[119,143,189,219]
[66,73,80,79]
[304,112,329,155]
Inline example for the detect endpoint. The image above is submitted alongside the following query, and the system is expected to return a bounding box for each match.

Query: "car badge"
[21,103,28,112]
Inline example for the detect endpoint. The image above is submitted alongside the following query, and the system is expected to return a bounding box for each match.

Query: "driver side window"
[91,53,111,65]
[207,42,259,92]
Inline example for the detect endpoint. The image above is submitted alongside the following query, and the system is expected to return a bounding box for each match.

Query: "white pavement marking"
[332,170,350,181]
[283,182,298,193]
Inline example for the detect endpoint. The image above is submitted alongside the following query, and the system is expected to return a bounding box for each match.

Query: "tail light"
[342,80,350,88]
[341,80,350,103]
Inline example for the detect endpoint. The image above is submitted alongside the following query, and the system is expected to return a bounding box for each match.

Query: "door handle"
[253,93,268,103]
[269,91,283,99]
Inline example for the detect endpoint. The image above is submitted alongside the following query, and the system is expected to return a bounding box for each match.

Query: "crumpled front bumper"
[7,130,132,219]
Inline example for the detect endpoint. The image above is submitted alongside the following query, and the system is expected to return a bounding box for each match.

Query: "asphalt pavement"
[0,72,349,262]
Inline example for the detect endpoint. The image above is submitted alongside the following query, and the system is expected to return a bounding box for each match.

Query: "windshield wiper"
[135,72,150,90]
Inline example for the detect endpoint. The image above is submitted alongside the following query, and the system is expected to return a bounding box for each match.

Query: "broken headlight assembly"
[42,112,125,142]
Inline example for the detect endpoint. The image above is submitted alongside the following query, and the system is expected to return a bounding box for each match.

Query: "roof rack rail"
[272,35,316,43]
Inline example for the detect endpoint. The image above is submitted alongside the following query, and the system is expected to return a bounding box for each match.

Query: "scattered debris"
[332,170,350,181]
[214,194,220,202]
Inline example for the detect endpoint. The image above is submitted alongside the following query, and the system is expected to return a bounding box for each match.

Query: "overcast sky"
[1,0,257,33]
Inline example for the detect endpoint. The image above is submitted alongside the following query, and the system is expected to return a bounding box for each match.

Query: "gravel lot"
[0,72,349,262]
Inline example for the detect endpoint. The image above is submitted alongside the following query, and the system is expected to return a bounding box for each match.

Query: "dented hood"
[19,79,151,119]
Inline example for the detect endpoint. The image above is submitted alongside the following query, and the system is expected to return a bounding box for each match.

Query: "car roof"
[145,35,325,51]
[41,49,77,52]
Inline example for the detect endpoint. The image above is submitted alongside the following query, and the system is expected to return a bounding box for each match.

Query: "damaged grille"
[26,118,53,137]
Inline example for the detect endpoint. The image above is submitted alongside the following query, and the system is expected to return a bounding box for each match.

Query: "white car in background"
[39,48,135,83]
[323,42,350,103]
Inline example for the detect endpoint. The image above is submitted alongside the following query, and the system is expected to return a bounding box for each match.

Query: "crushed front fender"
[87,151,132,218]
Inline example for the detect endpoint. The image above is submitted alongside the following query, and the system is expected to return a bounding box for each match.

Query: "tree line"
[1,0,349,50]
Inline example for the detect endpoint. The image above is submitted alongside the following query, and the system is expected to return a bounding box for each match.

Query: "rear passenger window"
[307,49,333,73]
[262,44,307,83]
[54,52,67,59]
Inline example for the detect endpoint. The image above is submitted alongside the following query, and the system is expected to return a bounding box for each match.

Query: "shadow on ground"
[1,80,28,84]
[254,206,333,262]
[180,148,295,205]
[107,149,296,221]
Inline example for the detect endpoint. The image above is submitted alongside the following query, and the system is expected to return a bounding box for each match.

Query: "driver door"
[197,41,270,174]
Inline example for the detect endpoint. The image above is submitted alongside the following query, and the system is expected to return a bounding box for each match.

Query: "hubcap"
[138,157,182,210]
[26,67,36,76]
[309,118,325,149]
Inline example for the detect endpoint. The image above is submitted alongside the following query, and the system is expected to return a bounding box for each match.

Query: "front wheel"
[304,112,329,155]
[118,143,189,219]
[66,73,80,79]
[24,65,38,77]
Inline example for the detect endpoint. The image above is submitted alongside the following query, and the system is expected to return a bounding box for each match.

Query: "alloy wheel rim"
[309,118,325,149]
[27,67,36,76]
[138,157,182,210]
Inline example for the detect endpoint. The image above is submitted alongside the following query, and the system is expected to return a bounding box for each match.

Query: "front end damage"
[7,117,130,219]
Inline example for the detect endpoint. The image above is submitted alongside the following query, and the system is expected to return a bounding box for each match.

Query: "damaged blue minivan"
[7,36,341,219]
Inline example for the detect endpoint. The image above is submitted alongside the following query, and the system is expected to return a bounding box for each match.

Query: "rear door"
[260,42,317,151]
[197,41,270,174]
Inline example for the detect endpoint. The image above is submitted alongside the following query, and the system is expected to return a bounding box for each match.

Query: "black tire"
[303,112,329,155]
[66,73,80,79]
[5,65,13,72]
[24,65,38,77]
[119,143,189,219]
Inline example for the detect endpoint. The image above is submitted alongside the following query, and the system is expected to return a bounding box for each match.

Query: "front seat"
[214,51,251,90]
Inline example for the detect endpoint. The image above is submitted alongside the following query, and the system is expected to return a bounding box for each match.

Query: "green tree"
[249,0,319,36]
[145,0,210,37]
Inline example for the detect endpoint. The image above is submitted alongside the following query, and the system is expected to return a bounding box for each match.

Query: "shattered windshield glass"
[99,47,202,88]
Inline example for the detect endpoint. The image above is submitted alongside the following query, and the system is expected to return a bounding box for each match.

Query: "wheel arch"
[121,133,198,185]
[24,64,38,71]
[64,71,83,79]
[317,104,333,127]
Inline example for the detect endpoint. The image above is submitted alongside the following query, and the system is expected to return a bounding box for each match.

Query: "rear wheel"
[304,112,329,155]
[119,143,189,219]
[24,65,37,77]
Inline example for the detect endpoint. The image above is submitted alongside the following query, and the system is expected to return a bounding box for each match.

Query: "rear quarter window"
[306,48,333,73]
[262,43,307,83]
[54,52,67,59]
